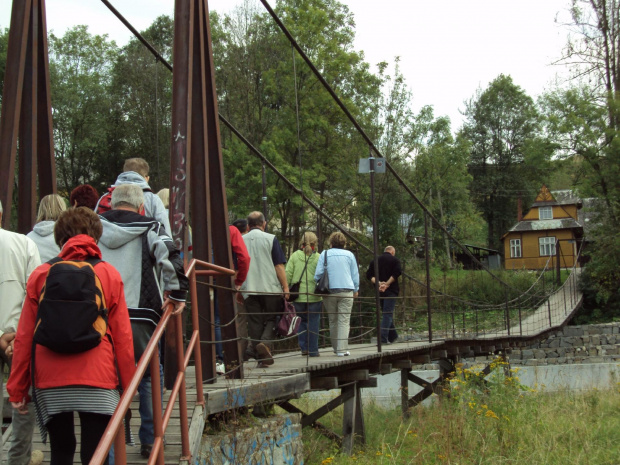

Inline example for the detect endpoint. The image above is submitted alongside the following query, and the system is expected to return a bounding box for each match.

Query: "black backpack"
[33,257,109,353]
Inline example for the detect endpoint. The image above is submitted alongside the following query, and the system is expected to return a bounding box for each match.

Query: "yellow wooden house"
[502,185,583,270]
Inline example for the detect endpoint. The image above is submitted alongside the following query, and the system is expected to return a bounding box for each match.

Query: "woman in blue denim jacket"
[314,232,359,356]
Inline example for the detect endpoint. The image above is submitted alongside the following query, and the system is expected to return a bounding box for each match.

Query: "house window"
[510,239,522,258]
[539,206,553,220]
[539,237,556,256]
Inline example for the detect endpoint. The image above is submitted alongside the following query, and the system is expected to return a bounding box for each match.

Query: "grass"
[293,361,620,465]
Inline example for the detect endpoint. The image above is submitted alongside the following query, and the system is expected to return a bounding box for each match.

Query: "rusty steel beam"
[167,0,195,388]
[199,0,242,379]
[0,0,55,232]
[168,0,241,384]
[0,0,31,229]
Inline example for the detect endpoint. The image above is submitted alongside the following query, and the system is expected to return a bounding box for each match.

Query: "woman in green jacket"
[286,232,322,356]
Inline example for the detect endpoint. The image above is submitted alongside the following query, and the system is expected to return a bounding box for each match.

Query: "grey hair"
[112,184,144,210]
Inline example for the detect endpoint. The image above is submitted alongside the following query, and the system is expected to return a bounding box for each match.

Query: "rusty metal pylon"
[0,0,56,233]
[168,0,242,383]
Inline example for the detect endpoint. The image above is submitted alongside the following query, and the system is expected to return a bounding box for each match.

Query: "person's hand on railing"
[163,291,186,315]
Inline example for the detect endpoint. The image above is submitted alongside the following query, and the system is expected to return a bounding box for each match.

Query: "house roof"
[506,218,583,233]
[530,185,582,208]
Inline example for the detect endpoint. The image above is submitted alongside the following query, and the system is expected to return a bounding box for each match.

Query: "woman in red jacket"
[7,207,136,465]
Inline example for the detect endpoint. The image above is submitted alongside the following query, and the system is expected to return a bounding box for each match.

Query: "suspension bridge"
[0,0,587,464]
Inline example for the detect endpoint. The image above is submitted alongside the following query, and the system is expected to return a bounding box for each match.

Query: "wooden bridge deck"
[1,269,583,465]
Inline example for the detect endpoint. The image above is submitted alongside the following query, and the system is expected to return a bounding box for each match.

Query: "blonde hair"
[123,158,150,178]
[329,231,346,249]
[157,188,170,208]
[299,231,318,255]
[36,194,66,223]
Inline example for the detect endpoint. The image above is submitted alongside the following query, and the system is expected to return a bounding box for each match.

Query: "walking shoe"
[336,351,350,357]
[29,450,44,465]
[216,361,225,375]
[255,343,274,366]
[140,444,153,458]
[301,351,308,356]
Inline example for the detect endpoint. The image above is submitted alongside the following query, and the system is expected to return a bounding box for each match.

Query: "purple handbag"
[276,299,301,337]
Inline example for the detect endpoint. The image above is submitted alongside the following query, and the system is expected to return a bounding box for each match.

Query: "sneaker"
[29,450,44,465]
[389,336,399,344]
[301,351,308,356]
[336,351,350,357]
[216,361,225,375]
[140,444,153,458]
[255,343,274,366]
[309,353,320,357]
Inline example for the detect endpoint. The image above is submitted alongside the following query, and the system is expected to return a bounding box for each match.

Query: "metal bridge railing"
[90,259,235,465]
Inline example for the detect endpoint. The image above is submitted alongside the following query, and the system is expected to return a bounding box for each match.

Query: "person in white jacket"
[27,194,66,263]
[0,200,42,465]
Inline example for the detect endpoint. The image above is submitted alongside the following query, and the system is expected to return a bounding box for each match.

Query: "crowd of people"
[0,156,403,465]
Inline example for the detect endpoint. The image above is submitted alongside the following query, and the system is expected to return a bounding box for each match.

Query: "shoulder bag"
[288,253,310,302]
[314,250,330,295]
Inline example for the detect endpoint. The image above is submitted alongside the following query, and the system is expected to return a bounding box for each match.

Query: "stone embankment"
[508,322,620,366]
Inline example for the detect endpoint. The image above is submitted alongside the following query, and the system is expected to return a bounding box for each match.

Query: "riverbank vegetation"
[297,360,620,464]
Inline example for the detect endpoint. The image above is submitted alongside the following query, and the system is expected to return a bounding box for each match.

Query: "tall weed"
[296,360,620,464]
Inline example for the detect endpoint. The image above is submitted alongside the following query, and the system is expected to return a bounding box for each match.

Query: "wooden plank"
[446,346,459,356]
[410,354,430,364]
[310,377,339,390]
[302,390,354,428]
[407,372,434,388]
[185,404,205,465]
[391,360,412,369]
[341,384,357,455]
[357,378,378,389]
[401,369,409,419]
[278,401,341,446]
[338,370,369,382]
[205,373,309,415]
[379,364,392,375]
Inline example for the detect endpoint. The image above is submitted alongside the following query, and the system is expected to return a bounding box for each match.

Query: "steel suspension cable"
[99,0,529,304]
[256,0,514,290]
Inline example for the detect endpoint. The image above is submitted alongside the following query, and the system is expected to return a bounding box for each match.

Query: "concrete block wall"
[509,322,620,366]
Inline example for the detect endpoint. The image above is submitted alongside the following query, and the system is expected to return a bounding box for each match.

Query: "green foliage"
[108,15,174,191]
[0,27,8,109]
[49,26,120,194]
[299,365,620,464]
[461,74,552,250]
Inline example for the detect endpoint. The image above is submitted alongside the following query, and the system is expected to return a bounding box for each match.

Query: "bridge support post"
[401,369,410,419]
[342,382,365,455]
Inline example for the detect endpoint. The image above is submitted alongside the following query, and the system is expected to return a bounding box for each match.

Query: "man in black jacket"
[366,246,402,344]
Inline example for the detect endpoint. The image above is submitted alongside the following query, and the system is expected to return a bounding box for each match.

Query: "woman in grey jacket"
[314,232,359,356]
[27,194,66,262]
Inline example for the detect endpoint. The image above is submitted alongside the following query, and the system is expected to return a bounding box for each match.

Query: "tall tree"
[48,26,120,193]
[461,74,549,250]
[109,15,174,191]
[546,0,620,319]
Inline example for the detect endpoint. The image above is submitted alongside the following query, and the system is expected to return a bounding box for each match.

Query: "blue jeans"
[380,297,398,343]
[109,365,163,465]
[294,301,322,356]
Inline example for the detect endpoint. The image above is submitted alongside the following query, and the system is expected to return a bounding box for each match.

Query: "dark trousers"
[47,411,111,465]
[380,296,398,343]
[244,295,280,353]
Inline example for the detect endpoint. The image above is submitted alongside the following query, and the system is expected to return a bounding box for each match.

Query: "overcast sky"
[1,0,573,130]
